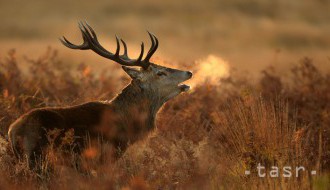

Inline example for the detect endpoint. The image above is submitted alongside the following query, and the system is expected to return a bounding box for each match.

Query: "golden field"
[0,0,330,189]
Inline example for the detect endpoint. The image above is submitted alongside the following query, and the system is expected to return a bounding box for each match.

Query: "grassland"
[0,0,330,189]
[0,48,329,189]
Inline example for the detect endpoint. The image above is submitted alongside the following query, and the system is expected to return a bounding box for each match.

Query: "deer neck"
[111,82,164,130]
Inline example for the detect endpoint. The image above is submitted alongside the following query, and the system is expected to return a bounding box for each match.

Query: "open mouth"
[179,84,190,92]
[178,72,192,92]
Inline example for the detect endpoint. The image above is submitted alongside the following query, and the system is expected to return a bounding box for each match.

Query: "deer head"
[60,21,192,102]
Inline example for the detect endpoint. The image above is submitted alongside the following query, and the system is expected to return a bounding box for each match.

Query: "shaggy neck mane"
[110,82,164,130]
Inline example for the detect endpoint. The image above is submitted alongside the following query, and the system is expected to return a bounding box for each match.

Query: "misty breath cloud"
[188,55,230,88]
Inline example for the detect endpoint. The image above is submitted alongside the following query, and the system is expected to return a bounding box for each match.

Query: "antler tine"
[120,39,128,58]
[77,22,93,45]
[59,22,90,50]
[84,21,98,40]
[119,40,146,68]
[138,42,145,62]
[146,31,155,54]
[115,35,120,57]
[84,21,112,54]
[78,22,111,55]
[60,22,159,69]
[59,36,87,49]
[144,31,159,62]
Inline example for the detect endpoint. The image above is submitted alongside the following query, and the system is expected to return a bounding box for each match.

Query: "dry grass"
[1,1,330,189]
[0,48,329,189]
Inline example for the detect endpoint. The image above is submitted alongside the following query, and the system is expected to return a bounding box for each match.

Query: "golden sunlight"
[188,55,230,88]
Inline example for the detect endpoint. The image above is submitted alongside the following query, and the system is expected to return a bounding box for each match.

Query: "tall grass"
[0,49,329,189]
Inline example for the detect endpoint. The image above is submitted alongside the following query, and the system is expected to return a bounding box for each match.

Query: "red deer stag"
[8,22,192,168]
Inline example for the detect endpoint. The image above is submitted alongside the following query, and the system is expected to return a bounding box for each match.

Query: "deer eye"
[157,71,167,76]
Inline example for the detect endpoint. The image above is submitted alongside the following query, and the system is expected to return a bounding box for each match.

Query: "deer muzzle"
[179,71,193,92]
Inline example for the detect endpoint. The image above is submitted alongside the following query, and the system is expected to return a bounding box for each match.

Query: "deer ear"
[122,66,142,79]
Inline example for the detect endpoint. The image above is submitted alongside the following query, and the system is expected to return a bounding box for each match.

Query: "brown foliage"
[0,50,329,189]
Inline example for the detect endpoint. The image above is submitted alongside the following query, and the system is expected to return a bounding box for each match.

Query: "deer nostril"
[187,71,193,78]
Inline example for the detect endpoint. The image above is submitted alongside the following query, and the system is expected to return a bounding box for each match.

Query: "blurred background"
[1,1,330,188]
[0,0,330,74]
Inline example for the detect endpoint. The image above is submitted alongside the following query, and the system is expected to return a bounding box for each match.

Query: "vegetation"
[1,0,330,188]
[0,48,329,189]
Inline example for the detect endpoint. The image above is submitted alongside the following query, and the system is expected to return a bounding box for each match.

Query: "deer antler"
[60,21,159,69]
